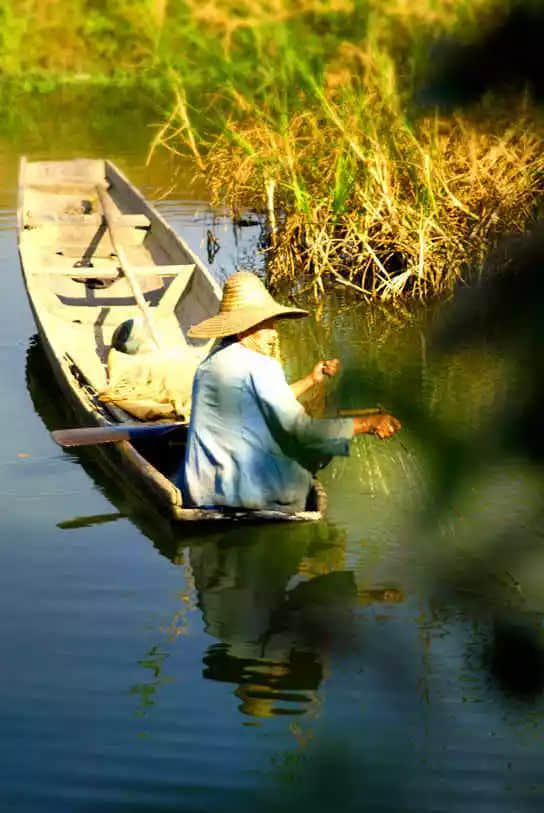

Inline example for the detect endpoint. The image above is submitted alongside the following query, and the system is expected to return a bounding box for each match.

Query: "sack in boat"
[99,347,199,421]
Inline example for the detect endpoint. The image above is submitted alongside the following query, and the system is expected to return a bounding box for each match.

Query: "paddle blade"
[52,427,132,447]
[52,421,186,448]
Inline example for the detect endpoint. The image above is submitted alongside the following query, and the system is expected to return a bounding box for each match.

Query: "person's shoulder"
[237,344,282,371]
[202,340,253,377]
[204,341,284,378]
[201,339,235,365]
[244,351,286,391]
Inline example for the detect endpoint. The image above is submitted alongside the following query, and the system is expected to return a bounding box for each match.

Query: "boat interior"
[18,158,219,412]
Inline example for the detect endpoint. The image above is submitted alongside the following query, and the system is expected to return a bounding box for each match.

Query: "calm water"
[1,91,544,813]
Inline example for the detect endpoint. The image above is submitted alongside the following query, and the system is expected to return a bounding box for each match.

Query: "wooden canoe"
[17,157,326,522]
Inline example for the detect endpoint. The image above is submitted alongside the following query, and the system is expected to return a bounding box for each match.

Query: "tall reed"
[4,0,543,302]
[151,0,544,302]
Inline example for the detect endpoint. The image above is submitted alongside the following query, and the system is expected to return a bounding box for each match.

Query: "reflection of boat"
[17,157,325,522]
[25,334,179,544]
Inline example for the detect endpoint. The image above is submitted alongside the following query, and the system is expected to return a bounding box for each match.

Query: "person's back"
[181,340,352,512]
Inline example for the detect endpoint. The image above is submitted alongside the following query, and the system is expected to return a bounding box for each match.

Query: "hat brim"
[188,304,308,339]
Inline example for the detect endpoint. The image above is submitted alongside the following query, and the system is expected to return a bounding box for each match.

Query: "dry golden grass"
[183,0,354,51]
[151,0,544,302]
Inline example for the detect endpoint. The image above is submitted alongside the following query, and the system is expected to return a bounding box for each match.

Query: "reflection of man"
[189,524,348,717]
[181,271,400,512]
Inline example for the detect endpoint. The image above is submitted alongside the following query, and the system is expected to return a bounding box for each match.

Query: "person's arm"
[290,359,340,400]
[251,357,353,460]
[252,358,401,461]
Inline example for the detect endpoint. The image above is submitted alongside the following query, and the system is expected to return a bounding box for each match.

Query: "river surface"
[1,90,544,812]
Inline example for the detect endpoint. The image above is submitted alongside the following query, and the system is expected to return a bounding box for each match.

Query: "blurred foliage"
[0,81,168,158]
[0,0,161,75]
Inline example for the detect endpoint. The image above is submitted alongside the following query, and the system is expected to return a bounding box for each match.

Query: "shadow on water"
[25,334,174,542]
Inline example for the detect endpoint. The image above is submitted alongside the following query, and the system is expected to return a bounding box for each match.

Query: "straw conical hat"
[188,271,308,338]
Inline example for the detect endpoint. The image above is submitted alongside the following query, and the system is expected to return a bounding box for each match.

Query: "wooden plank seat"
[25,212,151,228]
[35,263,195,280]
[26,182,111,195]
[22,225,149,251]
[54,244,115,259]
[33,264,195,322]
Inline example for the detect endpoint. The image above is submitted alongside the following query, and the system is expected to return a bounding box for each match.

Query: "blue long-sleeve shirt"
[179,341,354,512]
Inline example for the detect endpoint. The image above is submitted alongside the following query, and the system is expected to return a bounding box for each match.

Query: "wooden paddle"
[52,421,185,448]
[96,185,163,350]
[57,511,125,529]
[337,407,385,417]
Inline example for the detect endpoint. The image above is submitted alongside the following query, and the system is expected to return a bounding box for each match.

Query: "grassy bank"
[151,0,544,302]
[2,0,543,302]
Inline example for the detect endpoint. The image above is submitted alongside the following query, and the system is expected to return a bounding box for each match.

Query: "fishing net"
[99,347,199,421]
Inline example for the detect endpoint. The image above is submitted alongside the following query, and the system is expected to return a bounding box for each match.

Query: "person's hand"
[291,359,341,400]
[373,413,401,439]
[311,358,341,385]
[353,413,401,439]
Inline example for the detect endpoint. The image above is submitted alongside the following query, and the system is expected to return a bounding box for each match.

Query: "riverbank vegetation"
[0,0,166,78]
[3,0,543,302]
[151,0,544,302]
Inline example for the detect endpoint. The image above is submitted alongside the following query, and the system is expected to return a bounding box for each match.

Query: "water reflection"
[151,523,407,721]
[25,334,407,721]
[190,523,349,718]
[129,645,172,718]
[25,336,335,715]
[22,288,544,813]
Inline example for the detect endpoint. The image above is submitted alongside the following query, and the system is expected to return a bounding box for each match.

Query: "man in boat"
[179,271,401,513]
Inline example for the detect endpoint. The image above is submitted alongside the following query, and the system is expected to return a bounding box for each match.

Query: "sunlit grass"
[3,0,543,303]
[150,0,544,303]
